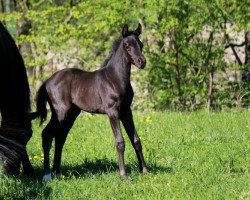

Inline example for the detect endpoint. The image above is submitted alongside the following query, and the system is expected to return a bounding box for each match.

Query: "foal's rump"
[49,68,106,115]
[31,68,104,123]
[31,69,76,123]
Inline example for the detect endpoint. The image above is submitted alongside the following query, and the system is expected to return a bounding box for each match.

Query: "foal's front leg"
[108,114,127,180]
[121,108,147,173]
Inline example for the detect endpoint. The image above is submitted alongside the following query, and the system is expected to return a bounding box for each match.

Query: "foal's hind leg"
[121,108,147,173]
[42,116,59,181]
[52,107,80,177]
[108,113,127,180]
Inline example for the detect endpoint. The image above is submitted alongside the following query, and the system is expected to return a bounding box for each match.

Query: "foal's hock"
[31,23,147,181]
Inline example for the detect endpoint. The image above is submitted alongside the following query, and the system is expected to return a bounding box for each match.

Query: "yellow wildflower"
[87,114,93,118]
[146,116,152,123]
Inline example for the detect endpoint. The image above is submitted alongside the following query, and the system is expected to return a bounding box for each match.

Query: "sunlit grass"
[0,111,249,199]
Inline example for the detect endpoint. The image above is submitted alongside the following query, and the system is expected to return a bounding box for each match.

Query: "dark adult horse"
[31,23,148,181]
[0,22,33,175]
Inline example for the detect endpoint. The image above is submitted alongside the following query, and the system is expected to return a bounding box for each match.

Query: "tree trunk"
[207,67,214,111]
[0,0,3,14]
[5,0,11,13]
[245,30,250,65]
[174,65,182,107]
[14,0,33,66]
[174,50,183,109]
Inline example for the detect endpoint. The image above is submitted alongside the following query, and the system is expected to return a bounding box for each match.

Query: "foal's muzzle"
[137,56,146,69]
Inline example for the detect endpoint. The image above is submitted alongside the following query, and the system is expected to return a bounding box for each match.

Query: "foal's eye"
[126,46,131,51]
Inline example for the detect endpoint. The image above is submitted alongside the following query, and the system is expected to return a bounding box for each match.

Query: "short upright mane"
[100,36,123,68]
[100,31,137,68]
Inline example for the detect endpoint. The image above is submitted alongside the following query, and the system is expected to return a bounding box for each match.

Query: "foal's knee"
[134,139,142,151]
[116,141,125,152]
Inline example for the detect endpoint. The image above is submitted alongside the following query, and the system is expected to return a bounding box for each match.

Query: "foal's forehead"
[124,35,143,47]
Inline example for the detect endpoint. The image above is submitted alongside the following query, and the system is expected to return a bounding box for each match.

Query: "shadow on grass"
[60,158,173,178]
[148,164,173,174]
[61,158,126,178]
[0,167,52,200]
[0,159,173,199]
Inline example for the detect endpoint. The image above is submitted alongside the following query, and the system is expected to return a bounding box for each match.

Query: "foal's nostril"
[141,58,146,66]
[138,59,141,64]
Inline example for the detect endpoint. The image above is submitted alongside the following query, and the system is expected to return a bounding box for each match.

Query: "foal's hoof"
[121,174,128,181]
[42,173,52,182]
[52,170,61,178]
[139,166,148,174]
[142,167,148,173]
[120,170,128,181]
[52,171,65,180]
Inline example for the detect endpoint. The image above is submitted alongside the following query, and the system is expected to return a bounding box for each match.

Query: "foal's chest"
[121,84,134,108]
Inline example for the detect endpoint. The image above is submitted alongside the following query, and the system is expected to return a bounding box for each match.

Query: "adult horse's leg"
[2,151,33,176]
[22,150,34,176]
[42,116,58,181]
[52,107,80,177]
[108,113,127,180]
[22,131,34,176]
[121,108,147,173]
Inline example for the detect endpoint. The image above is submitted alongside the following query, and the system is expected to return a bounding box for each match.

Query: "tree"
[0,0,248,110]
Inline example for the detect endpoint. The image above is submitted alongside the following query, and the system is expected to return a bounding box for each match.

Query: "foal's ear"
[134,23,142,36]
[122,24,129,37]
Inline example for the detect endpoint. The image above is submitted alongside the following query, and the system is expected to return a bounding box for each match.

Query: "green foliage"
[0,111,250,199]
[0,0,249,110]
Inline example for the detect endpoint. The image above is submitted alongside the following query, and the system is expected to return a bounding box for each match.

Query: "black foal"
[31,23,147,181]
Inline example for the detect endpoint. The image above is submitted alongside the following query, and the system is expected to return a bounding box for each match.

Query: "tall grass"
[0,111,249,199]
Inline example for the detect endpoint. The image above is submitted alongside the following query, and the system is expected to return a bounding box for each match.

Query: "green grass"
[0,111,250,199]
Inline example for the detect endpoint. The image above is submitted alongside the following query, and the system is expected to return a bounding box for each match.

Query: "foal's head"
[121,23,146,69]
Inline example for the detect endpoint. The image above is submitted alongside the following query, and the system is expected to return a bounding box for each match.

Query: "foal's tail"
[29,84,48,125]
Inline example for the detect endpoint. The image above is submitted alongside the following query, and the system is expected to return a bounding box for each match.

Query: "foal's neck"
[106,43,131,85]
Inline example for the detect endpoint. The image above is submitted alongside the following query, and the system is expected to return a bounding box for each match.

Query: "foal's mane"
[100,30,137,68]
[100,36,123,68]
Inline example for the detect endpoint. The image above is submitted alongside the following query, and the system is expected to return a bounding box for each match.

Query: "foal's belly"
[80,104,106,115]
[72,90,132,115]
[72,89,106,114]
[71,73,134,115]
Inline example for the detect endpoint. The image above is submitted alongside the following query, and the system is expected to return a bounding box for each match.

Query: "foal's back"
[45,68,115,118]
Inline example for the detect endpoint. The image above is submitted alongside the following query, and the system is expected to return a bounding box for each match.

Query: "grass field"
[0,110,250,199]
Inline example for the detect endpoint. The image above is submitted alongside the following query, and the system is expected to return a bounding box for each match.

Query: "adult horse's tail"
[29,84,48,125]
